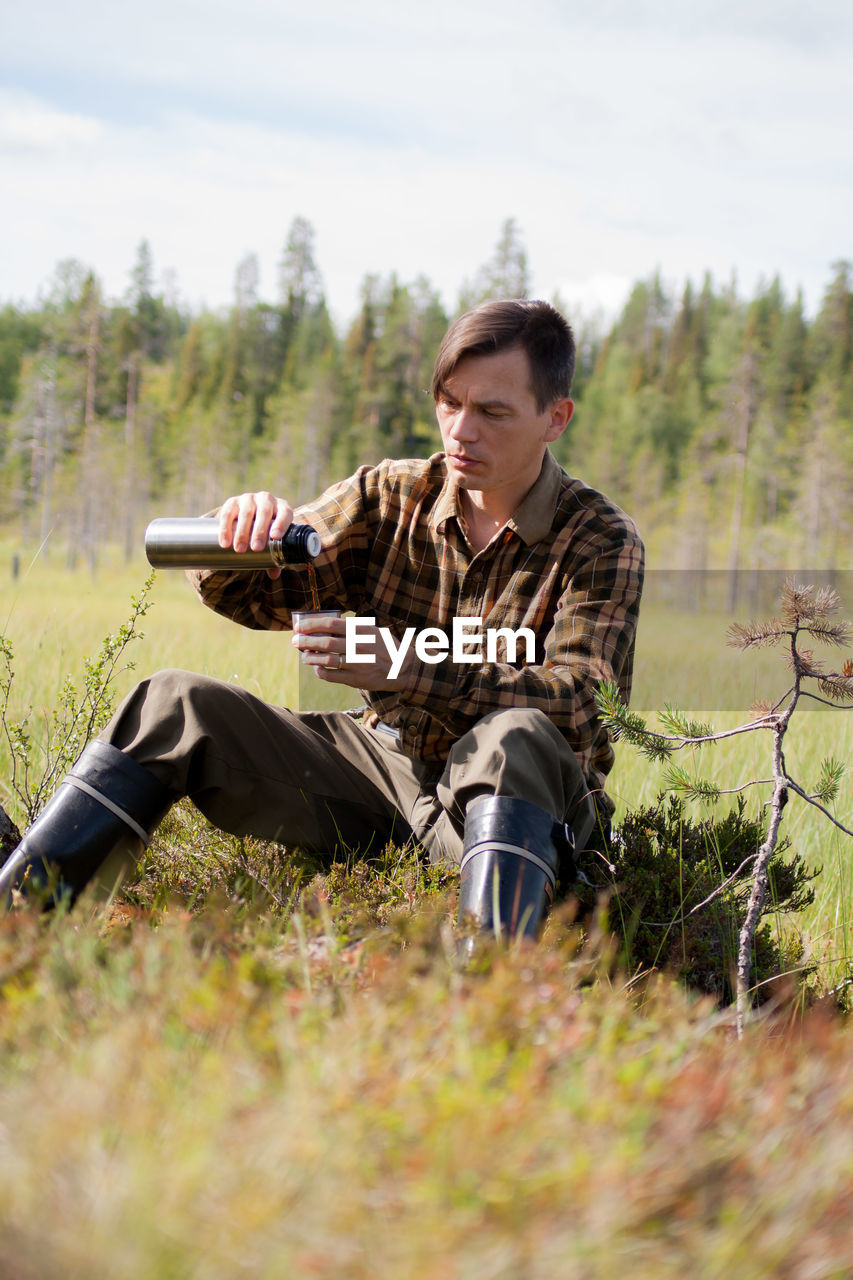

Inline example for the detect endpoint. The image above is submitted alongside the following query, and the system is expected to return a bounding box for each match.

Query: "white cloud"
[0,3,851,321]
[0,90,103,153]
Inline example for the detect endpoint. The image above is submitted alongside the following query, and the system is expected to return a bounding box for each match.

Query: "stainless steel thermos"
[144,518,322,569]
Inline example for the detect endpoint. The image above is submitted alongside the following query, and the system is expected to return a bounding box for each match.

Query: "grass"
[1,547,853,1276]
[1,889,852,1278]
[2,551,851,974]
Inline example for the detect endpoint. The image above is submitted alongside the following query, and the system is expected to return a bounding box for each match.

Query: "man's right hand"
[217,491,294,579]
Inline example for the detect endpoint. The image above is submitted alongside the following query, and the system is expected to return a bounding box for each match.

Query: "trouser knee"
[100,668,255,796]
[419,708,592,868]
[476,706,571,773]
[438,707,584,822]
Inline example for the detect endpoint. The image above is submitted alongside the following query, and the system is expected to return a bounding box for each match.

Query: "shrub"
[574,793,817,1002]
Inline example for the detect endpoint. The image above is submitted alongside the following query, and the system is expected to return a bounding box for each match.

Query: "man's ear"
[545,397,574,443]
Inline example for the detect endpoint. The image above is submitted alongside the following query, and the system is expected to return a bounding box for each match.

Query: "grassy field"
[2,551,850,961]
[1,550,852,1277]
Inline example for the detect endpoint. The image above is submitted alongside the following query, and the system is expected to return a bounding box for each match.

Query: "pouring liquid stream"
[306,562,322,612]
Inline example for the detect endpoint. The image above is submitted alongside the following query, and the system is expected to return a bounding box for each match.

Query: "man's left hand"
[291,615,419,692]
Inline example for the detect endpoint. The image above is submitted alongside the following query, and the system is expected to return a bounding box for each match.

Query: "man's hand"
[292,615,420,692]
[218,491,294,580]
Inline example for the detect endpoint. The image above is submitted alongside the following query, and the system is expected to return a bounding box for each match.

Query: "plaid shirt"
[190,451,644,802]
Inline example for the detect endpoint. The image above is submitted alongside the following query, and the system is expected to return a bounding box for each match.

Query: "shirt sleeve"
[187,467,381,630]
[370,522,644,756]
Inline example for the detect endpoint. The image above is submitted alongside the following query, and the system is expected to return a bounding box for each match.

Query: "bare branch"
[718,779,775,794]
[737,770,788,1038]
[799,689,853,710]
[641,852,759,927]
[784,777,853,840]
[660,719,780,747]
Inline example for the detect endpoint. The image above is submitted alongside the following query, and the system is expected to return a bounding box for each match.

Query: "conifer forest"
[2,218,851,575]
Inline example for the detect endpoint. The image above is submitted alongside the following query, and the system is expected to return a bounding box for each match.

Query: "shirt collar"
[430,449,563,546]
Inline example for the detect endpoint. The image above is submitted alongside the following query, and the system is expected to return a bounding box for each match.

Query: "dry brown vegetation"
[0,857,851,1279]
[1,566,852,1276]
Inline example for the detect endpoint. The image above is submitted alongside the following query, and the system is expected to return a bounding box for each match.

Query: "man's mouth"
[448,453,481,467]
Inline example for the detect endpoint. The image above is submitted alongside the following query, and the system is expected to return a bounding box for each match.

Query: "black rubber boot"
[0,740,174,908]
[456,796,577,943]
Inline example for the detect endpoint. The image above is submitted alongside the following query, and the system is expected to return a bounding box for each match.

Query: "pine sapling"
[595,579,853,1036]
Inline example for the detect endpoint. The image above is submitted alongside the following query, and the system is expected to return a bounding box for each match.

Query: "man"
[0,300,644,935]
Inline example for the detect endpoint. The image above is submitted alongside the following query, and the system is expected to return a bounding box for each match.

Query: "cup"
[291,608,342,663]
[292,609,354,713]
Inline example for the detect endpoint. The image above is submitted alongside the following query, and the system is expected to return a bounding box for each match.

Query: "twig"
[783,777,853,840]
[646,851,759,926]
[641,718,781,750]
[708,779,775,796]
[799,690,853,711]
[596,816,785,933]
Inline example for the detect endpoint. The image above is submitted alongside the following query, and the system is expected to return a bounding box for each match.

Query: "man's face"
[434,346,573,507]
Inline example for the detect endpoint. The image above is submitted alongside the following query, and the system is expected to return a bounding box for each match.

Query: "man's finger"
[217,492,293,555]
[294,639,345,663]
[217,496,240,548]
[291,616,346,638]
[314,663,361,686]
[233,494,261,554]
[249,492,278,551]
[268,500,294,542]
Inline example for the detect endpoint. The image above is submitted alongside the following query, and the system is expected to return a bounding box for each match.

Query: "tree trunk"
[123,357,138,561]
[726,349,759,613]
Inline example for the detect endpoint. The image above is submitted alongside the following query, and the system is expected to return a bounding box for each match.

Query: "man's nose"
[448,407,477,441]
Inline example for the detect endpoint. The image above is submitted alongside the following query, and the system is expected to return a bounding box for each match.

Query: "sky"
[1,0,851,329]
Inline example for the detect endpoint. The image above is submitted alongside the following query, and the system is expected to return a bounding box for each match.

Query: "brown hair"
[431,299,575,412]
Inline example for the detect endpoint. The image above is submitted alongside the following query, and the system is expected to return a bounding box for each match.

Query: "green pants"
[101,669,593,865]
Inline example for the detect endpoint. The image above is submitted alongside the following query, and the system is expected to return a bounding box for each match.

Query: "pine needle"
[813,757,845,804]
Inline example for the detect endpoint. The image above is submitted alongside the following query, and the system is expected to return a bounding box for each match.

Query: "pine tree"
[458,217,531,310]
